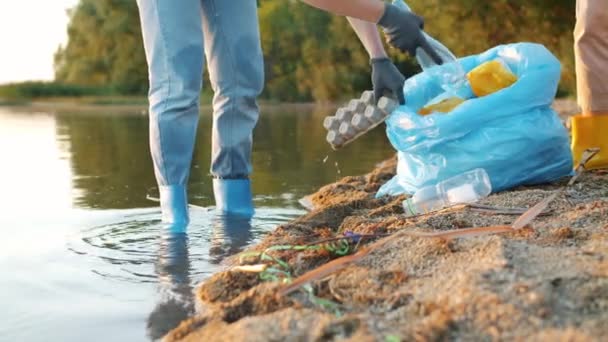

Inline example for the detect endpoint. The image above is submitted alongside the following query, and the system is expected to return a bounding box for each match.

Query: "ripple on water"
[67,206,305,285]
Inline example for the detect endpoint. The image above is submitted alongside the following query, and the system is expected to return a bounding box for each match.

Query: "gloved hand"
[371,57,406,105]
[378,3,442,65]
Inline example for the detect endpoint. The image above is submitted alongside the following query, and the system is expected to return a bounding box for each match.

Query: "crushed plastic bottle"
[392,0,470,97]
[467,59,518,97]
[403,168,492,216]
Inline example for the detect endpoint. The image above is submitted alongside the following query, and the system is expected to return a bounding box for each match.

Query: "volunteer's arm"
[347,17,406,104]
[346,17,386,59]
[301,0,442,63]
[301,0,385,22]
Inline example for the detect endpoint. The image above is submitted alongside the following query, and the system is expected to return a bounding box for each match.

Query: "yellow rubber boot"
[571,114,608,169]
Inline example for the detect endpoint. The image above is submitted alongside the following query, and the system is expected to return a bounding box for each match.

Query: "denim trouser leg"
[136,0,263,222]
[137,0,203,223]
[201,0,264,179]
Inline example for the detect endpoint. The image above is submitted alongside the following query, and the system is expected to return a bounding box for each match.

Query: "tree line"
[51,0,576,102]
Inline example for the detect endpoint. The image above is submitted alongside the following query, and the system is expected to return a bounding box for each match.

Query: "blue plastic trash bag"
[377,43,572,197]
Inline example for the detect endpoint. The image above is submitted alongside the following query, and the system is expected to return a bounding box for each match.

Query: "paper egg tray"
[324,91,398,150]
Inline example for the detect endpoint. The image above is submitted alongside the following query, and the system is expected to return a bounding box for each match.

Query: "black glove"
[371,58,406,105]
[378,3,443,65]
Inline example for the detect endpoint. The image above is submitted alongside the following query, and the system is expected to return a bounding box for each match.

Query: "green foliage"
[258,1,417,102]
[385,335,401,342]
[407,0,576,95]
[54,0,148,94]
[0,81,109,99]
[53,0,576,101]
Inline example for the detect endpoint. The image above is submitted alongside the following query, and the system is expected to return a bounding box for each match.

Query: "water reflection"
[51,105,395,210]
[0,105,395,341]
[0,109,74,215]
[209,215,254,264]
[54,111,157,209]
[147,229,194,341]
[146,214,255,340]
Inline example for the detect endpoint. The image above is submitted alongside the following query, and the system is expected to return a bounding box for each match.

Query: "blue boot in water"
[159,185,190,225]
[212,178,254,217]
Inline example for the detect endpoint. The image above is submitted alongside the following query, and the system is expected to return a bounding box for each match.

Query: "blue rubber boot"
[212,178,254,218]
[159,185,189,225]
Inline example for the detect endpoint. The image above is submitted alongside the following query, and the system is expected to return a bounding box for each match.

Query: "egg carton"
[324,91,399,150]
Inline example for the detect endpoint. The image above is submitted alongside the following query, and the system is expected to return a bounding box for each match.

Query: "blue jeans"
[136,0,263,220]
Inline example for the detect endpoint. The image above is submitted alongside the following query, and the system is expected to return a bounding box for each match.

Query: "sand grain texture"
[166,101,607,341]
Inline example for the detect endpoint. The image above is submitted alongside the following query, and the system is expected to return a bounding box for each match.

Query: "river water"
[0,104,394,341]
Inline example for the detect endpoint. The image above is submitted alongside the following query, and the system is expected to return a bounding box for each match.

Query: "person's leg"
[201,0,264,216]
[136,0,205,223]
[572,0,608,169]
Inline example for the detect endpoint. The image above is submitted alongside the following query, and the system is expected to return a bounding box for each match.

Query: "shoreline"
[0,98,578,116]
[162,101,606,341]
[0,99,337,115]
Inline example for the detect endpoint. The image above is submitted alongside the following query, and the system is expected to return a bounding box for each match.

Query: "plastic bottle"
[403,168,492,216]
[467,59,518,97]
[392,0,470,97]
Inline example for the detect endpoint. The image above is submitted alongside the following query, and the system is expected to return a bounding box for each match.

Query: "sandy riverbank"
[162,100,607,341]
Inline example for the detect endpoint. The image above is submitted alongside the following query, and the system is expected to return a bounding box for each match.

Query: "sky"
[0,0,79,84]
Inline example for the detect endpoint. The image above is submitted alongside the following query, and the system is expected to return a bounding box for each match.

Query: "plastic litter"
[418,96,465,115]
[278,150,601,297]
[416,59,518,116]
[403,168,492,216]
[325,91,398,150]
[377,43,573,197]
[467,59,518,97]
[324,0,467,149]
